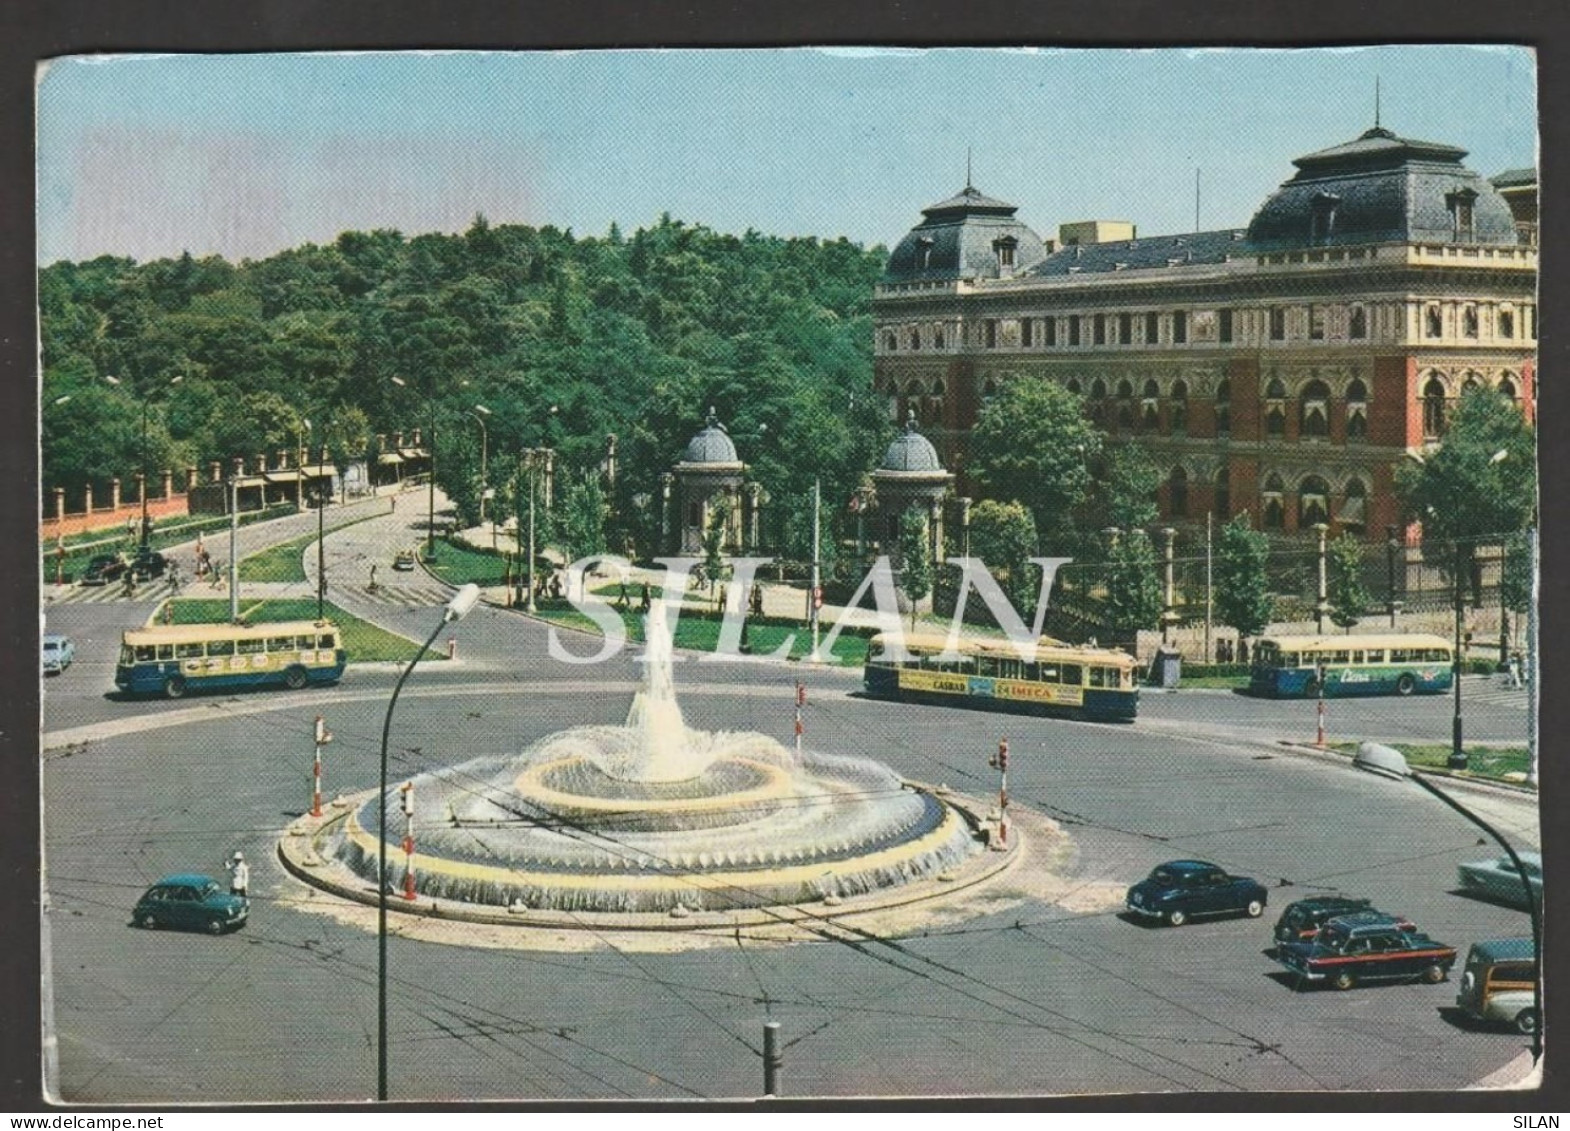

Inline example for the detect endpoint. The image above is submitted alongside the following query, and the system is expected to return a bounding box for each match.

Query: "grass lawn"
[1325,741,1530,782]
[237,511,381,582]
[164,598,438,663]
[422,539,513,587]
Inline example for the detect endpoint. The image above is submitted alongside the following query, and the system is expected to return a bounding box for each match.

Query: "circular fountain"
[315,601,992,920]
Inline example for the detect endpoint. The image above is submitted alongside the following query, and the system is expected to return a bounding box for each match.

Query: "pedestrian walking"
[369,563,379,592]
[640,582,652,612]
[617,581,629,610]
[1508,650,1524,689]
[226,852,249,898]
[750,582,764,617]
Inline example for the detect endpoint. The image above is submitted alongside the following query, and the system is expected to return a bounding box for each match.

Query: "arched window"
[1422,376,1447,439]
[1463,306,1479,338]
[909,327,921,350]
[1499,308,1515,339]
[1499,374,1518,401]
[1170,380,1188,434]
[1426,305,1443,338]
[1116,379,1134,400]
[1346,378,1368,439]
[934,326,945,349]
[1266,405,1286,438]
[1214,379,1231,435]
[1266,376,1287,399]
[1462,371,1483,396]
[883,331,897,351]
[1090,378,1107,401]
[1349,305,1368,339]
[1298,475,1331,529]
[1142,402,1159,431]
[1300,379,1331,438]
[1168,468,1189,517]
[1117,402,1135,430]
[1142,379,1160,399]
[1065,377,1083,396]
[1337,479,1368,536]
[1262,473,1285,531]
[1214,466,1230,520]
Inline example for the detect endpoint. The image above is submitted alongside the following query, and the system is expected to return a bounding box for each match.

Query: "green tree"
[701,496,731,587]
[1214,514,1273,644]
[1099,445,1160,530]
[896,508,932,629]
[967,499,1040,609]
[1326,533,1371,631]
[1499,530,1532,650]
[1394,387,1535,605]
[968,378,1101,544]
[1102,529,1163,643]
[554,470,608,565]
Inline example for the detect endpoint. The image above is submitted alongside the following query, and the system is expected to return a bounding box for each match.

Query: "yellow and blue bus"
[116,620,347,699]
[863,632,1139,722]
[1248,633,1453,698]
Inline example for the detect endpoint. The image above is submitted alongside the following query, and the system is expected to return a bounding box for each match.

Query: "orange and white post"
[399,781,417,901]
[794,681,806,759]
[311,715,333,817]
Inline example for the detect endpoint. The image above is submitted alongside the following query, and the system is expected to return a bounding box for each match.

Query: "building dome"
[883,184,1049,283]
[682,407,740,465]
[1245,126,1519,249]
[880,414,944,473]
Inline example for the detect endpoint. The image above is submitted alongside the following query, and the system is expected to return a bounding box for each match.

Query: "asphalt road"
[39,504,1541,1102]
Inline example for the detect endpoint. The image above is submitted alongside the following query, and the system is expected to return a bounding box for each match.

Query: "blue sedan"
[1126,859,1268,927]
[132,874,249,934]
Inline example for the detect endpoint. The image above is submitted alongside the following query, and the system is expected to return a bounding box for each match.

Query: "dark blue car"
[1125,859,1268,927]
[132,873,249,934]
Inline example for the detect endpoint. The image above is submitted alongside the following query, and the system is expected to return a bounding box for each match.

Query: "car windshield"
[43,642,59,652]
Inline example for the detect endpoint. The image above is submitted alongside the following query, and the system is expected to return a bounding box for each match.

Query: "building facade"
[872,126,1538,548]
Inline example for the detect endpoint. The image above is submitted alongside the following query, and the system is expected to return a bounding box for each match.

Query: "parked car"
[132,874,248,935]
[1276,911,1456,990]
[80,553,128,586]
[41,633,75,674]
[1457,851,1542,908]
[129,548,168,580]
[1455,938,1537,1034]
[1272,896,1414,947]
[1125,859,1268,927]
[392,550,416,572]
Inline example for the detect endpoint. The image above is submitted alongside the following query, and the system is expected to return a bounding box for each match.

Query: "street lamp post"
[1353,742,1541,1064]
[1450,536,1467,769]
[104,373,182,548]
[1386,524,1400,628]
[390,376,437,562]
[377,583,481,1101]
[470,404,491,523]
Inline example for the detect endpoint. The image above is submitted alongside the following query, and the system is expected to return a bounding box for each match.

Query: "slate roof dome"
[682,407,740,465]
[1245,126,1519,248]
[884,184,1049,283]
[880,414,944,473]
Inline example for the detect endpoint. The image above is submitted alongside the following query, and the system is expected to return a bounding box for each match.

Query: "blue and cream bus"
[116,620,347,699]
[863,632,1139,722]
[1248,633,1453,698]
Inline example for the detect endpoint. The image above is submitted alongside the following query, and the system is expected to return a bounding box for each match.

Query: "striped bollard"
[311,716,332,817]
[399,781,417,901]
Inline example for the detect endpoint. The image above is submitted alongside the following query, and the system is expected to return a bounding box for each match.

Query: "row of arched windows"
[1421,372,1522,439]
[1158,466,1368,532]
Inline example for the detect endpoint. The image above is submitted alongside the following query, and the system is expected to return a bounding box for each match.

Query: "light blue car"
[1457,851,1542,908]
[42,633,75,674]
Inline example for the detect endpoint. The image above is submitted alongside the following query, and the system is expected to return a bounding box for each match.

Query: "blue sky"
[36,46,1537,265]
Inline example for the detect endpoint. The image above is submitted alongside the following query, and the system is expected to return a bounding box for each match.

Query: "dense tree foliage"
[967,499,1040,609]
[1100,528,1163,641]
[967,377,1102,548]
[1326,533,1371,631]
[1213,514,1273,642]
[897,509,932,626]
[1394,387,1536,603]
[40,217,890,558]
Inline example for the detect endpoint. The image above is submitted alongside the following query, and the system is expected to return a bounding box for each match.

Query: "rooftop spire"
[965,146,973,191]
[1375,75,1381,129]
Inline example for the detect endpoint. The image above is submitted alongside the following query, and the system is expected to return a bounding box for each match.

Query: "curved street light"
[377,582,481,1100]
[1353,741,1540,1065]
[104,373,182,547]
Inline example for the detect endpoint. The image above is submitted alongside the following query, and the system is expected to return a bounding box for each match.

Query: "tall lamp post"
[302,418,328,621]
[1386,524,1401,628]
[377,583,481,1101]
[390,376,437,562]
[104,373,182,548]
[1353,742,1540,1064]
[469,404,491,523]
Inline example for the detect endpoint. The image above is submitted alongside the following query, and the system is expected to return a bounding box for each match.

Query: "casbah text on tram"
[544,554,1072,666]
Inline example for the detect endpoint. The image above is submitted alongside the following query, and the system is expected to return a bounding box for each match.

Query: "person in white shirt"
[226,852,250,898]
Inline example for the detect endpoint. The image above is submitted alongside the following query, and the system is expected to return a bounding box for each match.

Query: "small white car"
[1457,851,1542,908]
[42,633,75,674]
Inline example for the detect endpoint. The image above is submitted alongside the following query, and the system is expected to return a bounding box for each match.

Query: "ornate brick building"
[872,126,1537,547]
